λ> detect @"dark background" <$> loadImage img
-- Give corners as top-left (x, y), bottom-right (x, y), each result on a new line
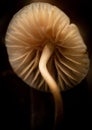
top-left (0, 0), bottom-right (92, 130)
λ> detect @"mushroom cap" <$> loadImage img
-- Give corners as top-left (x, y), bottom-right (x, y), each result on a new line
top-left (5, 2), bottom-right (90, 92)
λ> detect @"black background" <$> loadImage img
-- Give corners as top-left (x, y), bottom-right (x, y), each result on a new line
top-left (0, 0), bottom-right (92, 130)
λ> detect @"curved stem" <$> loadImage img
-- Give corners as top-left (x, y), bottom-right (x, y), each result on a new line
top-left (39, 43), bottom-right (63, 126)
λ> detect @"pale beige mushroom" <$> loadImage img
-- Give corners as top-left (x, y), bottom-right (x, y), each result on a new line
top-left (5, 2), bottom-right (90, 125)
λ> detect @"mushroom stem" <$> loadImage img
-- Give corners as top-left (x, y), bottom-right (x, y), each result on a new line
top-left (39, 43), bottom-right (63, 125)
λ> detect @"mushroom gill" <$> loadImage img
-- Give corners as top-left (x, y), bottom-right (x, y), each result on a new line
top-left (5, 2), bottom-right (90, 125)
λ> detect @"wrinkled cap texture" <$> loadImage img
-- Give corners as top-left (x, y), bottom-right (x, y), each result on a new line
top-left (5, 2), bottom-right (90, 92)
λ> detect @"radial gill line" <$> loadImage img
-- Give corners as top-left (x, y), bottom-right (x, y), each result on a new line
top-left (39, 43), bottom-right (63, 125)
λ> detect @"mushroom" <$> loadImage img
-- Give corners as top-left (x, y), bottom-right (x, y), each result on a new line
top-left (5, 2), bottom-right (90, 126)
